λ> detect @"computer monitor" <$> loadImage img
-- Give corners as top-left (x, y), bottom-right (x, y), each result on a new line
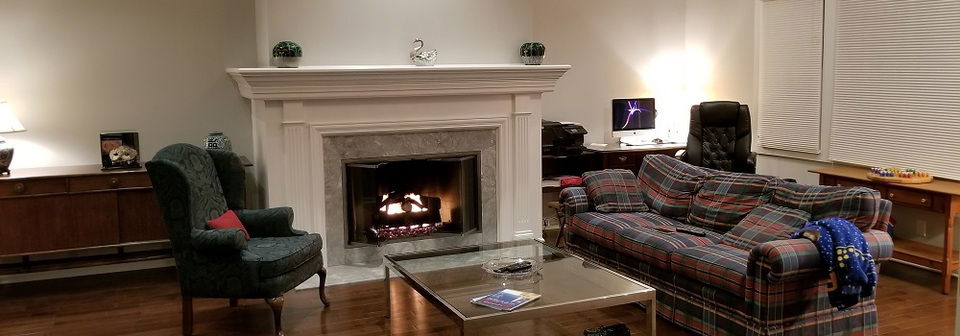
top-left (612, 98), bottom-right (656, 138)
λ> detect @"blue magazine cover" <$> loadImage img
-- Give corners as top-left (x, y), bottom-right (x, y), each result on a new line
top-left (470, 289), bottom-right (541, 311)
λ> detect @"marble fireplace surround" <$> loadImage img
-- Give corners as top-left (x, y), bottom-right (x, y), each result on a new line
top-left (323, 129), bottom-right (498, 265)
top-left (228, 64), bottom-right (571, 267)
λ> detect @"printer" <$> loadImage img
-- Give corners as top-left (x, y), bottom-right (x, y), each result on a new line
top-left (542, 120), bottom-right (588, 156)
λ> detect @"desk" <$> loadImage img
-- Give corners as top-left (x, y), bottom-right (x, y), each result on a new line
top-left (810, 165), bottom-right (960, 294)
top-left (585, 143), bottom-right (686, 172)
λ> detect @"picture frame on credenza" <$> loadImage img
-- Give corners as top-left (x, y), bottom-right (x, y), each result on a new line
top-left (100, 131), bottom-right (140, 170)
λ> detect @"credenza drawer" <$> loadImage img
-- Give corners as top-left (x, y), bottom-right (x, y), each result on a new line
top-left (69, 173), bottom-right (152, 192)
top-left (0, 178), bottom-right (68, 197)
top-left (886, 186), bottom-right (933, 208)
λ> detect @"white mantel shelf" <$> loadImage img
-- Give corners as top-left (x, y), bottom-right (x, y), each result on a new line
top-left (227, 64), bottom-right (572, 100)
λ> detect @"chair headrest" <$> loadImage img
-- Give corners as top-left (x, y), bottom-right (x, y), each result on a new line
top-left (697, 101), bottom-right (745, 126)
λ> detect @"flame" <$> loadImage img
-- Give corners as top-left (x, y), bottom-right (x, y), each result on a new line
top-left (379, 193), bottom-right (428, 215)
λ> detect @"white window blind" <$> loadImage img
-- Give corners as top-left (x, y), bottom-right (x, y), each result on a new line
top-left (831, 0), bottom-right (960, 180)
top-left (758, 0), bottom-right (824, 154)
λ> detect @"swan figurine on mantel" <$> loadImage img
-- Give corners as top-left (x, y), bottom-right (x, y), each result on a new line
top-left (409, 39), bottom-right (438, 66)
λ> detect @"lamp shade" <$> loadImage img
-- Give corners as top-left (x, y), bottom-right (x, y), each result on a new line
top-left (0, 101), bottom-right (26, 134)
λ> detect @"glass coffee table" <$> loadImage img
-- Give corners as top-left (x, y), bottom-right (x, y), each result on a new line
top-left (383, 239), bottom-right (656, 336)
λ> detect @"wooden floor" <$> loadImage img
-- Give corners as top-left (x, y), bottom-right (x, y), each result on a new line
top-left (0, 262), bottom-right (955, 335)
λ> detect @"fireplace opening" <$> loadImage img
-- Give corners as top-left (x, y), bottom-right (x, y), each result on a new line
top-left (344, 153), bottom-right (480, 246)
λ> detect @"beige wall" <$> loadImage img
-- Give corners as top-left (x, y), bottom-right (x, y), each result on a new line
top-left (0, 0), bottom-right (257, 169)
top-left (256, 0), bottom-right (534, 66)
top-left (533, 0), bottom-right (756, 145)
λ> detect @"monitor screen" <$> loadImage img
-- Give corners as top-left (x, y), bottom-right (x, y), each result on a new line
top-left (612, 98), bottom-right (656, 131)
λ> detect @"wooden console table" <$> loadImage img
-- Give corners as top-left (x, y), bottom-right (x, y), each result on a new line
top-left (0, 165), bottom-right (167, 264)
top-left (811, 165), bottom-right (960, 294)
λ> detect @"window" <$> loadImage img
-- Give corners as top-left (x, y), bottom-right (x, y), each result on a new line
top-left (758, 0), bottom-right (824, 154)
top-left (830, 0), bottom-right (960, 179)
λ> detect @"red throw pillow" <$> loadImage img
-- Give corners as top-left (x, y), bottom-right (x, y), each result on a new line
top-left (206, 210), bottom-right (250, 240)
top-left (560, 177), bottom-right (583, 188)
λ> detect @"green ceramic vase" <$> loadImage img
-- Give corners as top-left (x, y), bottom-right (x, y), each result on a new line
top-left (520, 42), bottom-right (546, 65)
top-left (272, 41), bottom-right (303, 68)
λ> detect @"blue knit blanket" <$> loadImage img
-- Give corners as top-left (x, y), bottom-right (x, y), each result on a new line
top-left (791, 217), bottom-right (877, 310)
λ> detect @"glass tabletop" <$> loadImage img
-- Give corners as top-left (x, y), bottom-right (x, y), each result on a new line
top-left (384, 240), bottom-right (654, 321)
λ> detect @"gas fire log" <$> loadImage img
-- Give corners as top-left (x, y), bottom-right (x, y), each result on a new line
top-left (372, 195), bottom-right (443, 240)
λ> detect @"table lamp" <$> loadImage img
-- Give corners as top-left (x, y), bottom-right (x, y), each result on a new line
top-left (0, 101), bottom-right (26, 175)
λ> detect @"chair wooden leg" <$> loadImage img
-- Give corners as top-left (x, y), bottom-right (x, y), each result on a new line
top-left (229, 298), bottom-right (238, 307)
top-left (182, 296), bottom-right (193, 336)
top-left (265, 296), bottom-right (285, 336)
top-left (318, 267), bottom-right (330, 306)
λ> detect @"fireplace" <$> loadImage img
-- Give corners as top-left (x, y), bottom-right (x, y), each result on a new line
top-left (344, 153), bottom-right (480, 245)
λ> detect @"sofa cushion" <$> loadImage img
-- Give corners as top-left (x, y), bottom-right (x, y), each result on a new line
top-left (567, 212), bottom-right (679, 250)
top-left (616, 223), bottom-right (723, 269)
top-left (670, 244), bottom-right (749, 295)
top-left (772, 182), bottom-right (883, 231)
top-left (245, 234), bottom-right (324, 278)
top-left (582, 169), bottom-right (649, 213)
top-left (688, 173), bottom-right (778, 233)
top-left (638, 154), bottom-right (712, 219)
top-left (721, 203), bottom-right (812, 250)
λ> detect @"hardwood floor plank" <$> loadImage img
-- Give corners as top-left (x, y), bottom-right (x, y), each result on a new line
top-left (0, 261), bottom-right (955, 335)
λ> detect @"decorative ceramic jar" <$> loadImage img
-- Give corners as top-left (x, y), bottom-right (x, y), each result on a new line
top-left (520, 42), bottom-right (546, 65)
top-left (272, 41), bottom-right (303, 68)
top-left (203, 132), bottom-right (232, 151)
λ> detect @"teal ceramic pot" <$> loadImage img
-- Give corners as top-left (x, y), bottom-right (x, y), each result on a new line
top-left (520, 42), bottom-right (546, 65)
top-left (272, 41), bottom-right (303, 68)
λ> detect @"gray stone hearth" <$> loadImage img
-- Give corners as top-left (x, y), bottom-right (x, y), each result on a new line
top-left (322, 129), bottom-right (498, 266)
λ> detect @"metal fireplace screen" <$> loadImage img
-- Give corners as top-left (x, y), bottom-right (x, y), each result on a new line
top-left (344, 154), bottom-right (479, 245)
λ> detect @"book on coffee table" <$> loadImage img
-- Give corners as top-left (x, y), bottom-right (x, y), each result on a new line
top-left (470, 289), bottom-right (541, 311)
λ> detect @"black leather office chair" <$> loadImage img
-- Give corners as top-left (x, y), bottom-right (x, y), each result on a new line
top-left (676, 101), bottom-right (757, 173)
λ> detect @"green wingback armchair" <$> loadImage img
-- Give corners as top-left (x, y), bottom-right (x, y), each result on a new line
top-left (146, 144), bottom-right (328, 336)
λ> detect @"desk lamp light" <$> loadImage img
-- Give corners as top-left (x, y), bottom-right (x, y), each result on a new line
top-left (0, 101), bottom-right (26, 175)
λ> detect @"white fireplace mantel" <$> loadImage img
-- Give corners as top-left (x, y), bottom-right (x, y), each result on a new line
top-left (228, 64), bottom-right (572, 100)
top-left (228, 64), bottom-right (570, 265)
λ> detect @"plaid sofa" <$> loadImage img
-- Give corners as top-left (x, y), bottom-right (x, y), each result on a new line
top-left (560, 155), bottom-right (894, 336)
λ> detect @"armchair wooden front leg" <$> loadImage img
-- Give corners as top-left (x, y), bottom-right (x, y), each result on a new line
top-left (182, 296), bottom-right (193, 336)
top-left (229, 298), bottom-right (238, 307)
top-left (265, 296), bottom-right (285, 336)
top-left (318, 267), bottom-right (330, 306)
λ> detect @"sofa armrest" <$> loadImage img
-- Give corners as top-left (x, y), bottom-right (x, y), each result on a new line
top-left (862, 229), bottom-right (894, 263)
top-left (192, 228), bottom-right (247, 252)
top-left (559, 187), bottom-right (593, 216)
top-left (750, 229), bottom-right (894, 283)
top-left (749, 239), bottom-right (823, 283)
top-left (235, 207), bottom-right (305, 238)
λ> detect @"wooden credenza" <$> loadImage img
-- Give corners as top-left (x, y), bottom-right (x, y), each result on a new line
top-left (0, 165), bottom-right (166, 257)
top-left (811, 165), bottom-right (960, 294)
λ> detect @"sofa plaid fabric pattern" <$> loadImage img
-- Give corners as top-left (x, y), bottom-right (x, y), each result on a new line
top-left (722, 203), bottom-right (812, 250)
top-left (582, 169), bottom-right (649, 213)
top-left (773, 182), bottom-right (883, 231)
top-left (616, 225), bottom-right (723, 269)
top-left (566, 212), bottom-right (661, 249)
top-left (688, 172), bottom-right (778, 233)
top-left (638, 154), bottom-right (710, 219)
top-left (670, 244), bottom-right (749, 295)
top-left (558, 156), bottom-right (894, 336)
top-left (559, 186), bottom-right (592, 216)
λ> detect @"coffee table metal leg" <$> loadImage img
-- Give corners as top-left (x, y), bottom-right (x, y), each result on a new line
top-left (384, 266), bottom-right (391, 318)
top-left (646, 297), bottom-right (657, 336)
